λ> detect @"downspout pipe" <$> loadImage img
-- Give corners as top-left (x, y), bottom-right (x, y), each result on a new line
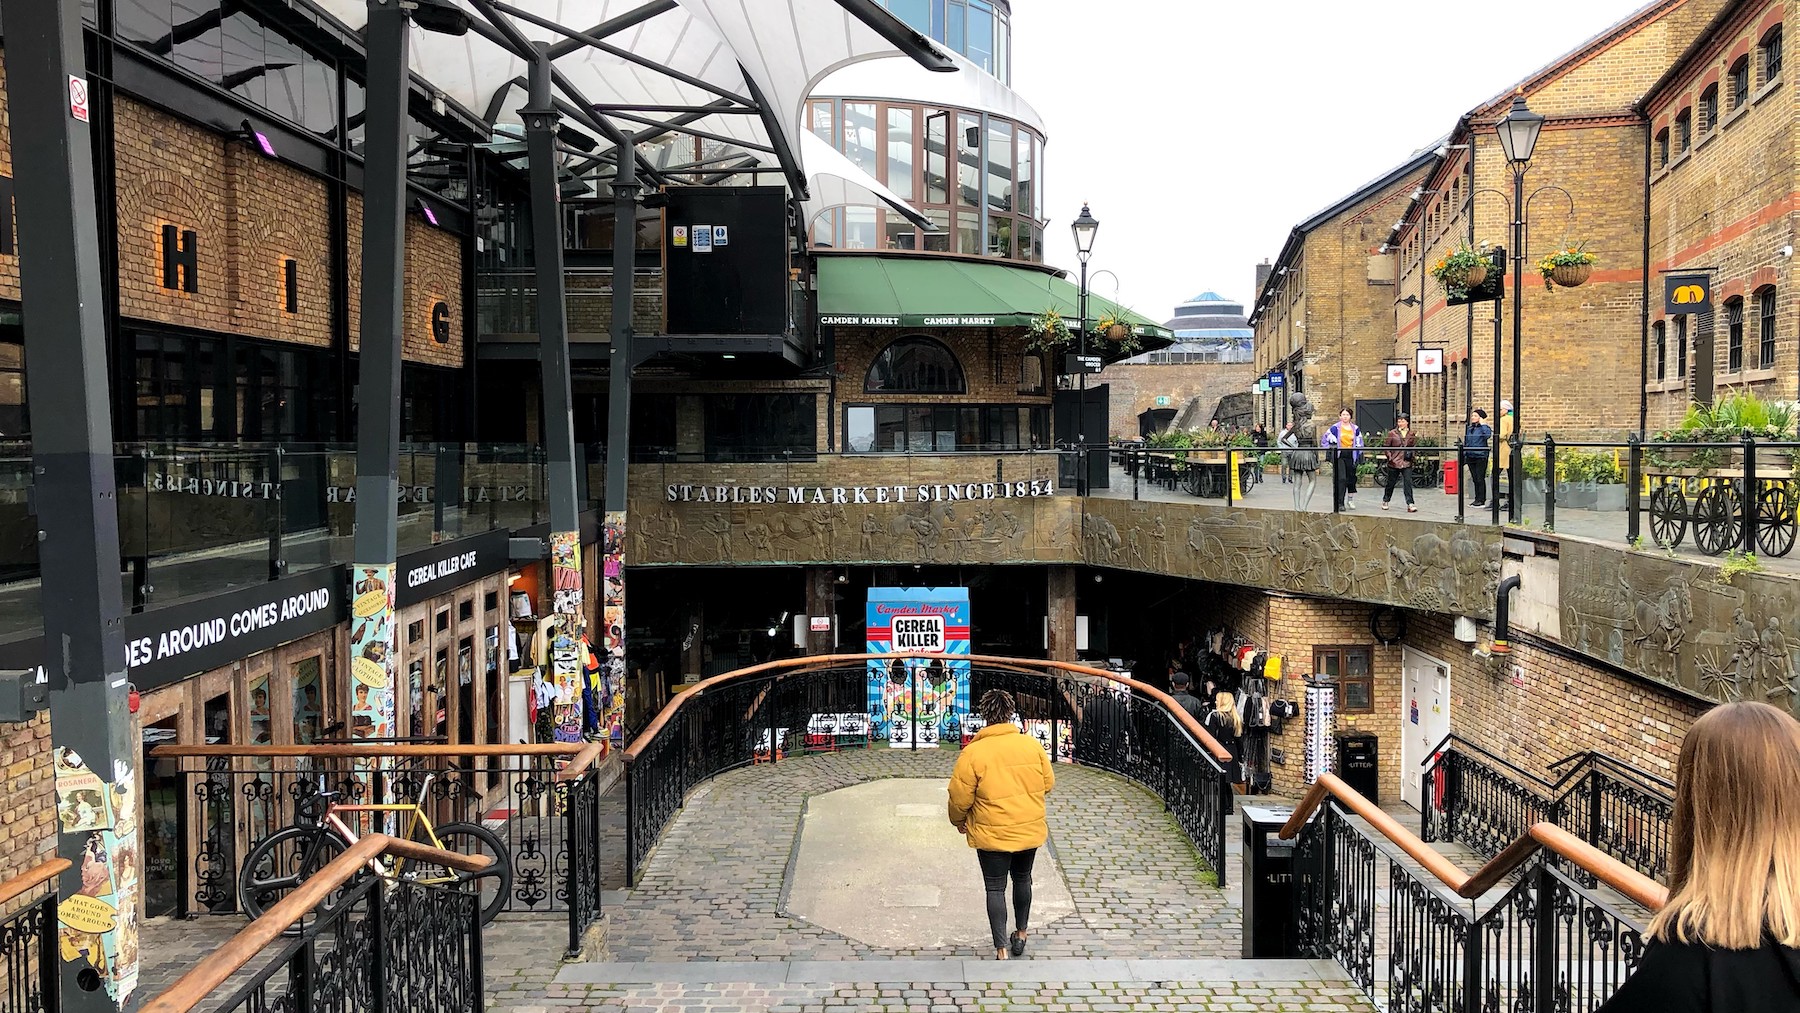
top-left (1492, 575), bottom-right (1522, 654)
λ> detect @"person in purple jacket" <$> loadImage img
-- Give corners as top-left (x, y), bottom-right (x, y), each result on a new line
top-left (1321, 408), bottom-right (1363, 511)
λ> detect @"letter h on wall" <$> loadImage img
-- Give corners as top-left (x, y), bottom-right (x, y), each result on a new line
top-left (161, 224), bottom-right (198, 292)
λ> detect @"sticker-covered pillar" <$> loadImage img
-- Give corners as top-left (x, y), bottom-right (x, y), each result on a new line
top-left (599, 134), bottom-right (639, 744)
top-left (345, 0), bottom-right (412, 739)
top-left (2, 0), bottom-right (140, 1005)
top-left (524, 45), bottom-right (588, 741)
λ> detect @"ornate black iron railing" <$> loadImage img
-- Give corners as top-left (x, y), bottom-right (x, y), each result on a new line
top-left (1422, 737), bottom-right (1674, 883)
top-left (0, 862), bottom-right (61, 1013)
top-left (1294, 799), bottom-right (1652, 1013)
top-left (204, 875), bottom-right (481, 1013)
top-left (624, 656), bottom-right (1234, 888)
top-left (149, 744), bottom-right (605, 956)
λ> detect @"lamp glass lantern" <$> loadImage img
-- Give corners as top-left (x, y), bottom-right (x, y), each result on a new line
top-left (1494, 93), bottom-right (1545, 166)
top-left (1071, 204), bottom-right (1099, 260)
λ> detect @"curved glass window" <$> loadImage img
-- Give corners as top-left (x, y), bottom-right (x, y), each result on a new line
top-left (866, 336), bottom-right (966, 393)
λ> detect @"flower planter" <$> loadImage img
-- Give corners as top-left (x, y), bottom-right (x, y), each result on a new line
top-left (1559, 482), bottom-right (1598, 510)
top-left (1593, 484), bottom-right (1627, 512)
top-left (1104, 323), bottom-right (1129, 340)
top-left (1550, 263), bottom-right (1592, 288)
top-left (1463, 264), bottom-right (1488, 288)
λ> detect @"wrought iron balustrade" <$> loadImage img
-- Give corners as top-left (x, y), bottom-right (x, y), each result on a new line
top-left (148, 742), bottom-right (606, 957)
top-left (1422, 737), bottom-right (1673, 883)
top-left (623, 654), bottom-right (1234, 887)
top-left (1286, 774), bottom-right (1666, 1013)
top-left (0, 860), bottom-right (64, 1013)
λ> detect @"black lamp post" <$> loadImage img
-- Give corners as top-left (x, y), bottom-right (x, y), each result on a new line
top-left (1071, 203), bottom-right (1099, 493)
top-left (1495, 92), bottom-right (1543, 525)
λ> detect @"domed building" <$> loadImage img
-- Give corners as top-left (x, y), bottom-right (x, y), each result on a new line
top-left (1101, 291), bottom-right (1259, 437)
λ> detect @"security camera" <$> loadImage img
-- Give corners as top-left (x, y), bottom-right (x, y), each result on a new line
top-left (1779, 245), bottom-right (1794, 258)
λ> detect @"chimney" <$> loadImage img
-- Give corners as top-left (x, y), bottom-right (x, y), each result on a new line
top-left (1254, 259), bottom-right (1273, 294)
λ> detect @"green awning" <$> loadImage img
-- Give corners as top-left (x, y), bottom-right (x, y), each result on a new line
top-left (816, 255), bottom-right (1175, 340)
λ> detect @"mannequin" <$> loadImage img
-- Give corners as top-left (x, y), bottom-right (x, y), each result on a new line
top-left (1279, 391), bottom-right (1320, 511)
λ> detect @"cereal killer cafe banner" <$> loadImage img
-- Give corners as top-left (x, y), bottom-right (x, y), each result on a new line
top-left (866, 587), bottom-right (970, 748)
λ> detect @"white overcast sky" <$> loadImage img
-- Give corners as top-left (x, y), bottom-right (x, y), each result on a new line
top-left (1012, 0), bottom-right (1652, 321)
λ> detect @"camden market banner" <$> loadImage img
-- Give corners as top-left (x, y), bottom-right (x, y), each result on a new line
top-left (866, 586), bottom-right (971, 749)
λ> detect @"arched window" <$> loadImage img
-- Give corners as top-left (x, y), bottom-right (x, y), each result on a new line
top-left (1726, 297), bottom-right (1744, 372)
top-left (1731, 56), bottom-right (1752, 109)
top-left (1758, 285), bottom-right (1778, 368)
top-left (1676, 108), bottom-right (1692, 152)
top-left (865, 336), bottom-right (967, 393)
top-left (1654, 321), bottom-right (1667, 380)
top-left (1656, 128), bottom-right (1670, 168)
top-left (1762, 25), bottom-right (1783, 85)
top-left (1700, 84), bottom-right (1719, 133)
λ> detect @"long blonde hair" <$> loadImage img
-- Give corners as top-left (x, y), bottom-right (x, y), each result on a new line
top-left (1213, 693), bottom-right (1242, 737)
top-left (1649, 701), bottom-right (1800, 949)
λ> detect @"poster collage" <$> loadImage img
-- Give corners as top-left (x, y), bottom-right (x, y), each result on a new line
top-left (548, 530), bottom-right (585, 742)
top-left (55, 748), bottom-right (141, 1003)
top-left (348, 563), bottom-right (398, 738)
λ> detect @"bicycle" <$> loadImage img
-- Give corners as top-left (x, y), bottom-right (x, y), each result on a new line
top-left (236, 771), bottom-right (513, 925)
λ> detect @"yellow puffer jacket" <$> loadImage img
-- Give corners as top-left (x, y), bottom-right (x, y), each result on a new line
top-left (947, 723), bottom-right (1054, 851)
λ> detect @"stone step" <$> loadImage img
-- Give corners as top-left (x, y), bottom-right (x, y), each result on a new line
top-left (555, 957), bottom-right (1352, 986)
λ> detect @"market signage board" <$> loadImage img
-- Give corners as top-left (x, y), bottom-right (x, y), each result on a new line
top-left (396, 530), bottom-right (510, 607)
top-left (866, 587), bottom-right (970, 749)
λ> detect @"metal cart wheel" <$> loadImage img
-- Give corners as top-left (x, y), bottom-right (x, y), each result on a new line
top-left (1648, 481), bottom-right (1688, 548)
top-left (1756, 481), bottom-right (1798, 558)
top-left (1691, 483), bottom-right (1742, 556)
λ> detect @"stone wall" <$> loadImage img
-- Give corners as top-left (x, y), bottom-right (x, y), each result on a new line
top-left (1097, 360), bottom-right (1258, 439)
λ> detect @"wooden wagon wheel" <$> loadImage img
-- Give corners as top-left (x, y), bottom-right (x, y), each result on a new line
top-left (1648, 482), bottom-right (1688, 548)
top-left (1756, 481), bottom-right (1798, 558)
top-left (1692, 483), bottom-right (1741, 556)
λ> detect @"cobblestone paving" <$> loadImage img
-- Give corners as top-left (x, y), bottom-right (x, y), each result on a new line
top-left (508, 978), bottom-right (1374, 1012)
top-left (609, 749), bottom-right (1240, 961)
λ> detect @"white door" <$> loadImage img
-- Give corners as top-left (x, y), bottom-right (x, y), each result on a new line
top-left (1400, 648), bottom-right (1452, 811)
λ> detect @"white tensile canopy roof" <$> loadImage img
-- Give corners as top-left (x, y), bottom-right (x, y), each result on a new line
top-left (311, 0), bottom-right (953, 205)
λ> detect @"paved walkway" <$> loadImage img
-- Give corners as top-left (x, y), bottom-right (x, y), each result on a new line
top-left (1095, 461), bottom-right (1800, 576)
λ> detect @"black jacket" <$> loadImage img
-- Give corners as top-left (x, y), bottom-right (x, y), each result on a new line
top-left (1596, 935), bottom-right (1800, 1013)
top-left (1169, 689), bottom-right (1207, 723)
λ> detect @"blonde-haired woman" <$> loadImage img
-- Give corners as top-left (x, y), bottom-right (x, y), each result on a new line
top-left (1204, 692), bottom-right (1243, 784)
top-left (1598, 701), bottom-right (1800, 1011)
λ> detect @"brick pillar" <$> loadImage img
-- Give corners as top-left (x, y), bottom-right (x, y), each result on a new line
top-left (804, 567), bottom-right (837, 655)
top-left (1047, 566), bottom-right (1078, 662)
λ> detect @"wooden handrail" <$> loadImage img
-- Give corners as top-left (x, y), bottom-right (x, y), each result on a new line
top-left (1280, 773), bottom-right (1668, 910)
top-left (148, 740), bottom-right (606, 781)
top-left (0, 858), bottom-right (70, 910)
top-left (623, 652), bottom-right (1232, 764)
top-left (136, 834), bottom-right (491, 1013)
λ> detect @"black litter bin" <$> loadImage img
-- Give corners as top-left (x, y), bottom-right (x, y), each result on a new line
top-left (1336, 733), bottom-right (1379, 804)
top-left (1241, 804), bottom-right (1309, 958)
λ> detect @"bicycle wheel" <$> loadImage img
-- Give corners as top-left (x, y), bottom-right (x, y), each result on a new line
top-left (408, 821), bottom-right (512, 925)
top-left (238, 825), bottom-right (348, 922)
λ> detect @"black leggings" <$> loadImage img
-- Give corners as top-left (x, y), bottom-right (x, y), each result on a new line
top-left (976, 847), bottom-right (1036, 950)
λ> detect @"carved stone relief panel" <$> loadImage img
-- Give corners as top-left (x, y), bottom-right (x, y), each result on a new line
top-left (1561, 539), bottom-right (1800, 709)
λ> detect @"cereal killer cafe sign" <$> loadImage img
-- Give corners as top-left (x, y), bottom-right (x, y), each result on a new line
top-left (664, 481), bottom-right (1056, 505)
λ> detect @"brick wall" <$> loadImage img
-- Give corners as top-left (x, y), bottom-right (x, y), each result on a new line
top-left (1096, 360), bottom-right (1258, 439)
top-left (0, 57), bottom-right (18, 303)
top-left (1211, 587), bottom-right (1404, 802)
top-left (346, 192), bottom-right (465, 368)
top-left (833, 326), bottom-right (1052, 406)
top-left (1401, 612), bottom-right (1704, 781)
top-left (0, 714), bottom-right (53, 882)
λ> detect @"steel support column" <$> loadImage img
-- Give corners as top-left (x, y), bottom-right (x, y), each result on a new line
top-left (2, 0), bottom-right (138, 1007)
top-left (525, 43), bottom-right (590, 741)
top-left (599, 141), bottom-right (640, 744)
top-left (346, 0), bottom-right (412, 739)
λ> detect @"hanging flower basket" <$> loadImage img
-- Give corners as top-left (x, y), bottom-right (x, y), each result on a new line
top-left (1023, 308), bottom-right (1074, 355)
top-left (1550, 263), bottom-right (1593, 288)
top-left (1104, 322), bottom-right (1129, 340)
top-left (1539, 242), bottom-right (1598, 290)
top-left (1091, 314), bottom-right (1143, 357)
top-left (1429, 240), bottom-right (1496, 302)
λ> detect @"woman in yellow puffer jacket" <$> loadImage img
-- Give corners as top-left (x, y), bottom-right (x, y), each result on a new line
top-left (948, 689), bottom-right (1055, 959)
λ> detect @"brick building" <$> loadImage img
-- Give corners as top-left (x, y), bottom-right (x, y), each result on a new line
top-left (1249, 149), bottom-right (1434, 434)
top-left (1643, 0), bottom-right (1798, 427)
top-left (1384, 0), bottom-right (1732, 445)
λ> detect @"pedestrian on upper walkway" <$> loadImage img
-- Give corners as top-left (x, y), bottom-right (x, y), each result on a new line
top-left (1597, 701), bottom-right (1800, 1012)
top-left (1465, 409), bottom-right (1493, 507)
top-left (1323, 409), bottom-right (1362, 511)
top-left (1381, 413), bottom-right (1418, 513)
top-left (948, 689), bottom-right (1055, 960)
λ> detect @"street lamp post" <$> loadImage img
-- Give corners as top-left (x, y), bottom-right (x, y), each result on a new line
top-left (1495, 92), bottom-right (1544, 525)
top-left (1072, 203), bottom-right (1099, 494)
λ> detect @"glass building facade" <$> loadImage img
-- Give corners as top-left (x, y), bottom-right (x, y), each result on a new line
top-left (877, 0), bottom-right (1011, 83)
